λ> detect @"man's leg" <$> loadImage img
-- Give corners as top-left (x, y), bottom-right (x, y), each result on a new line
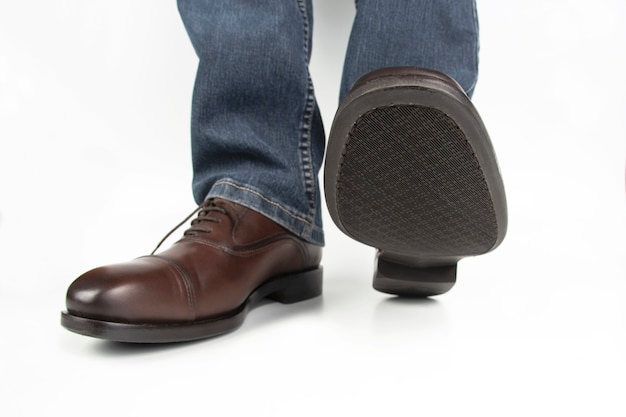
top-left (179, 0), bottom-right (325, 245)
top-left (325, 0), bottom-right (507, 296)
top-left (341, 0), bottom-right (479, 98)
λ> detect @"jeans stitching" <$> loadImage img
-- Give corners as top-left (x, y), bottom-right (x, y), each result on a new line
top-left (296, 0), bottom-right (318, 224)
top-left (213, 180), bottom-right (323, 231)
top-left (468, 0), bottom-right (479, 95)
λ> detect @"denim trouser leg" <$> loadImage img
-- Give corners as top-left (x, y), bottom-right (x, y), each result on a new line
top-left (341, 0), bottom-right (479, 99)
top-left (177, 0), bottom-right (479, 247)
top-left (178, 0), bottom-right (326, 245)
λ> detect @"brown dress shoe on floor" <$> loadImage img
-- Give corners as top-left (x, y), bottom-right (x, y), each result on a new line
top-left (324, 67), bottom-right (507, 297)
top-left (61, 198), bottom-right (323, 343)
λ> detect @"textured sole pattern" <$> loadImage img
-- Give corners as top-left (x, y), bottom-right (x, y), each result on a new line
top-left (336, 105), bottom-right (498, 256)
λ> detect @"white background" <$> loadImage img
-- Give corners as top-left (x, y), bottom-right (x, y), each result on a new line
top-left (1, 1), bottom-right (624, 416)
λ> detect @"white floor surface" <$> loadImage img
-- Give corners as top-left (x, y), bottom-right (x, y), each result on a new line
top-left (0, 1), bottom-right (624, 416)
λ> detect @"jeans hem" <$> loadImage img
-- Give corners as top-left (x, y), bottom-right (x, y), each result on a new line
top-left (207, 179), bottom-right (325, 246)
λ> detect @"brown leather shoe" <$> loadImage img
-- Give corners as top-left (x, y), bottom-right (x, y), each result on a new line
top-left (61, 198), bottom-right (323, 343)
top-left (324, 67), bottom-right (507, 297)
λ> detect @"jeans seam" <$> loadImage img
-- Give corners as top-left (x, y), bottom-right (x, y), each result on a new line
top-left (468, 0), bottom-right (480, 95)
top-left (296, 0), bottom-right (317, 224)
top-left (213, 180), bottom-right (322, 231)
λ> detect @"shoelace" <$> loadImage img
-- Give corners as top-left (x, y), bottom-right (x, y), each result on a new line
top-left (150, 199), bottom-right (228, 255)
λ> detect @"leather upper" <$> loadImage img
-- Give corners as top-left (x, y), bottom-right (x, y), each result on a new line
top-left (65, 199), bottom-right (322, 324)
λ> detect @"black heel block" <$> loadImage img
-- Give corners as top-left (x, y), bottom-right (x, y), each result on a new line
top-left (373, 254), bottom-right (456, 297)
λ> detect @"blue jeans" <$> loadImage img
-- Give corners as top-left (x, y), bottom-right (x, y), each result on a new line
top-left (177, 0), bottom-right (479, 246)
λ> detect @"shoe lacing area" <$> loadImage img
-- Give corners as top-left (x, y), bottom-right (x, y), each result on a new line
top-left (150, 199), bottom-right (230, 255)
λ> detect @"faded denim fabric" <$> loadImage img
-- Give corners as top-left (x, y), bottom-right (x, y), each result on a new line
top-left (178, 0), bottom-right (479, 245)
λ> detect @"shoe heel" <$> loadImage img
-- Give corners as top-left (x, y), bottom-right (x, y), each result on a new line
top-left (267, 267), bottom-right (323, 304)
top-left (373, 255), bottom-right (456, 297)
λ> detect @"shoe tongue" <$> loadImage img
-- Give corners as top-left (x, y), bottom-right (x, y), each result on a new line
top-left (210, 198), bottom-right (245, 218)
top-left (209, 198), bottom-right (287, 244)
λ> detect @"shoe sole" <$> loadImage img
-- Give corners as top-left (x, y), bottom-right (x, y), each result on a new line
top-left (324, 67), bottom-right (507, 297)
top-left (60, 267), bottom-right (322, 343)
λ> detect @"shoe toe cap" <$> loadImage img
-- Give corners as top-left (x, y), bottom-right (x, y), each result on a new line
top-left (65, 259), bottom-right (191, 323)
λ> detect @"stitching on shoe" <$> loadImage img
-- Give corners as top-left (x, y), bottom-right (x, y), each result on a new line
top-left (184, 235), bottom-right (302, 258)
top-left (150, 255), bottom-right (197, 320)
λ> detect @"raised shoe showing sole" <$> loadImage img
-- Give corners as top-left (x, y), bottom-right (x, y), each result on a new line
top-left (324, 67), bottom-right (507, 297)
